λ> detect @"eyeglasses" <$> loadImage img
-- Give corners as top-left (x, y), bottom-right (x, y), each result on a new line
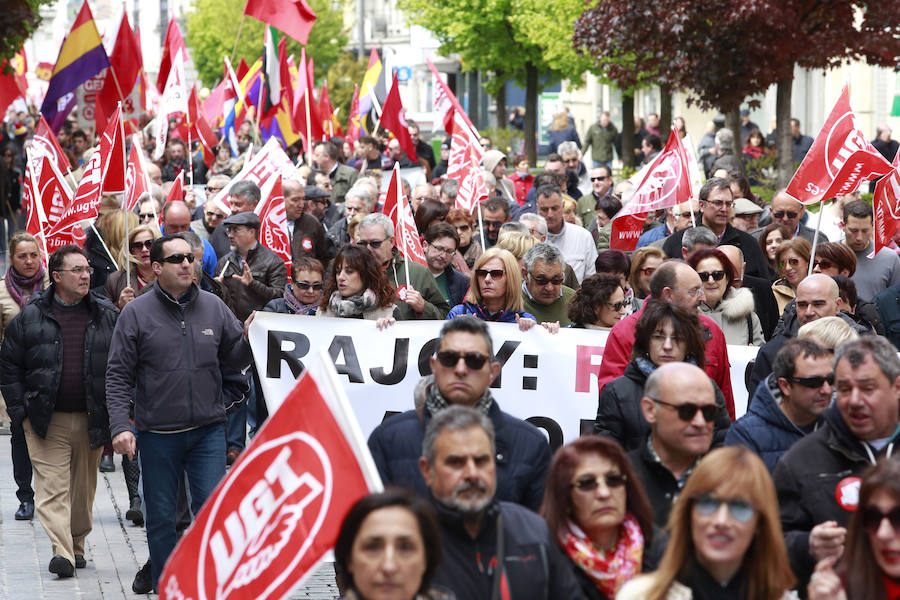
top-left (677, 212), bottom-right (695, 219)
top-left (205, 211), bottom-right (225, 220)
top-left (455, 224), bottom-right (471, 232)
top-left (530, 274), bottom-right (563, 286)
top-left (590, 176), bottom-right (609, 182)
top-left (160, 253), bottom-right (195, 264)
top-left (813, 259), bottom-right (834, 271)
top-left (779, 257), bottom-right (803, 269)
top-left (483, 220), bottom-right (504, 229)
top-left (773, 211), bottom-right (799, 220)
top-left (692, 494), bottom-right (756, 523)
top-left (205, 186), bottom-right (223, 194)
top-left (639, 266), bottom-right (656, 277)
top-left (652, 397), bottom-right (718, 422)
top-left (55, 266), bottom-right (94, 275)
top-left (789, 373), bottom-right (835, 388)
top-left (435, 350), bottom-right (490, 370)
top-left (673, 287), bottom-right (704, 297)
top-left (704, 200), bottom-right (734, 209)
top-left (139, 213), bottom-right (156, 220)
top-left (570, 473), bottom-right (628, 492)
top-left (475, 268), bottom-right (505, 280)
top-left (294, 281), bottom-right (323, 291)
top-left (428, 243), bottom-right (456, 257)
top-left (129, 240), bottom-right (153, 253)
top-left (697, 270), bottom-right (726, 282)
top-left (606, 300), bottom-right (627, 311)
top-left (861, 506), bottom-right (900, 533)
top-left (357, 238), bottom-right (387, 249)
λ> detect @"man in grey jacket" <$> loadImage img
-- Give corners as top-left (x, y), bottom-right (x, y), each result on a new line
top-left (106, 233), bottom-right (251, 593)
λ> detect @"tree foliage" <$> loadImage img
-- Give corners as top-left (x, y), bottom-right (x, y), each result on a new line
top-left (325, 52), bottom-right (367, 126)
top-left (0, 0), bottom-right (54, 64)
top-left (186, 0), bottom-right (348, 88)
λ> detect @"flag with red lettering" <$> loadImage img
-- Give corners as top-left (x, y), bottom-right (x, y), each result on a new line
top-left (785, 85), bottom-right (893, 205)
top-left (99, 105), bottom-right (126, 193)
top-left (380, 72), bottom-right (417, 163)
top-left (381, 164), bottom-right (426, 266)
top-left (32, 114), bottom-right (72, 176)
top-left (256, 174), bottom-right (292, 274)
top-left (345, 84), bottom-right (362, 146)
top-left (125, 140), bottom-right (150, 211)
top-left (158, 349), bottom-right (381, 600)
top-left (610, 128), bottom-right (692, 251)
top-left (156, 16), bottom-right (187, 93)
top-left (874, 147), bottom-right (900, 255)
top-left (47, 149), bottom-right (103, 239)
top-left (153, 48), bottom-right (188, 160)
top-left (210, 137), bottom-right (295, 215)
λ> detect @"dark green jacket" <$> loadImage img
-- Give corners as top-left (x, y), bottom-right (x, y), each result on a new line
top-left (582, 121), bottom-right (618, 163)
top-left (522, 285), bottom-right (575, 326)
top-left (386, 250), bottom-right (450, 320)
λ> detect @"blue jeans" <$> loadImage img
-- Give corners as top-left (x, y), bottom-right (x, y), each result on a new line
top-left (225, 405), bottom-right (246, 451)
top-left (593, 160), bottom-right (612, 168)
top-left (137, 422), bottom-right (225, 591)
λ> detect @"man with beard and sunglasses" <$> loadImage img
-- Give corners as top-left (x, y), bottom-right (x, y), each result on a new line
top-left (367, 316), bottom-right (551, 511)
top-left (419, 405), bottom-right (584, 600)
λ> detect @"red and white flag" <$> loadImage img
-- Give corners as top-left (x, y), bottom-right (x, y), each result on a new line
top-left (874, 148), bottom-right (900, 255)
top-left (156, 16), bottom-right (187, 94)
top-left (153, 47), bottom-right (188, 160)
top-left (165, 171), bottom-right (184, 205)
top-left (159, 349), bottom-right (381, 600)
top-left (610, 128), bottom-right (692, 251)
top-left (32, 114), bottom-right (72, 177)
top-left (256, 174), bottom-right (293, 275)
top-left (47, 150), bottom-right (103, 245)
top-left (786, 85), bottom-right (893, 205)
top-left (210, 138), bottom-right (295, 215)
top-left (26, 152), bottom-right (70, 234)
top-left (381, 164), bottom-right (426, 267)
top-left (125, 137), bottom-right (151, 211)
top-left (380, 72), bottom-right (417, 162)
top-left (98, 105), bottom-right (127, 194)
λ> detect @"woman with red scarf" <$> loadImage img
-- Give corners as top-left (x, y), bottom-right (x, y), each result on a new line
top-left (539, 436), bottom-right (654, 599)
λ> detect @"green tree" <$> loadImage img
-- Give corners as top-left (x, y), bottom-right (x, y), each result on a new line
top-left (1, 0), bottom-right (54, 63)
top-left (186, 0), bottom-right (348, 88)
top-left (325, 52), bottom-right (367, 126)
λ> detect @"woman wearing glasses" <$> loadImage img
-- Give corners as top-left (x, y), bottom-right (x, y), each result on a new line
top-left (317, 245), bottom-right (396, 328)
top-left (446, 208), bottom-right (482, 271)
top-left (808, 459), bottom-right (900, 600)
top-left (628, 247), bottom-right (665, 301)
top-left (540, 436), bottom-right (655, 599)
top-left (263, 257), bottom-right (324, 315)
top-left (594, 300), bottom-right (731, 452)
top-left (618, 446), bottom-right (796, 600)
top-left (104, 225), bottom-right (161, 310)
top-left (569, 274), bottom-right (628, 330)
top-left (446, 248), bottom-right (537, 331)
top-left (688, 248), bottom-right (764, 346)
top-left (773, 237), bottom-right (812, 316)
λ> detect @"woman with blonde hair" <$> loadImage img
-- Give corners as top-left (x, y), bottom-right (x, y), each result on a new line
top-left (87, 195), bottom-right (139, 289)
top-left (798, 315), bottom-right (859, 351)
top-left (629, 247), bottom-right (665, 300)
top-left (495, 231), bottom-right (536, 264)
top-left (446, 247), bottom-right (537, 330)
top-left (617, 446), bottom-right (796, 600)
top-left (104, 225), bottom-right (161, 310)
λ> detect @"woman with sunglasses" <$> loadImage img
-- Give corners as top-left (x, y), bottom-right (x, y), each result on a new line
top-left (569, 273), bottom-right (628, 330)
top-left (618, 446), bottom-right (796, 600)
top-left (594, 300), bottom-right (731, 452)
top-left (758, 223), bottom-right (792, 282)
top-left (772, 237), bottom-right (812, 316)
top-left (688, 248), bottom-right (764, 346)
top-left (808, 458), bottom-right (900, 600)
top-left (263, 257), bottom-right (324, 315)
top-left (317, 245), bottom-right (397, 328)
top-left (446, 208), bottom-right (482, 270)
top-left (104, 225), bottom-right (161, 310)
top-left (597, 250), bottom-right (641, 315)
top-left (628, 247), bottom-right (665, 301)
top-left (540, 436), bottom-right (655, 599)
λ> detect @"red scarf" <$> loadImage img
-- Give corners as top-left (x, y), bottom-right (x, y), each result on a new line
top-left (562, 513), bottom-right (644, 597)
top-left (884, 574), bottom-right (900, 599)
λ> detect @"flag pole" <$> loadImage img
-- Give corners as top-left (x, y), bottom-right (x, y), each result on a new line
top-left (304, 86), bottom-right (314, 167)
top-left (187, 128), bottom-right (194, 188)
top-left (254, 78), bottom-right (264, 147)
top-left (90, 222), bottom-right (119, 270)
top-left (230, 14), bottom-right (246, 65)
top-left (476, 201), bottom-right (486, 250)
top-left (119, 102), bottom-right (131, 290)
top-left (397, 167), bottom-right (411, 289)
top-left (808, 200), bottom-right (825, 277)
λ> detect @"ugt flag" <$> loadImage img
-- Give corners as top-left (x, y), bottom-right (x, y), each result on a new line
top-left (159, 349), bottom-right (382, 600)
top-left (874, 147), bottom-right (900, 255)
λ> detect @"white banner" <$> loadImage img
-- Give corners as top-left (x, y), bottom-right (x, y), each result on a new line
top-left (249, 314), bottom-right (761, 448)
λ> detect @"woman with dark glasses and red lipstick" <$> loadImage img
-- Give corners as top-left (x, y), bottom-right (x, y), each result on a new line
top-left (104, 224), bottom-right (160, 310)
top-left (809, 458), bottom-right (900, 600)
top-left (688, 248), bottom-right (764, 346)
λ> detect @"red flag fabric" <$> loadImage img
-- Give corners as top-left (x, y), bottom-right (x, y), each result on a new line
top-left (0, 58), bottom-right (26, 118)
top-left (125, 141), bottom-right (150, 211)
top-left (243, 0), bottom-right (317, 45)
top-left (158, 351), bottom-right (379, 600)
top-left (380, 72), bottom-right (417, 163)
top-left (317, 80), bottom-right (343, 138)
top-left (33, 115), bottom-right (71, 175)
top-left (177, 85), bottom-right (219, 168)
top-left (98, 105), bottom-right (127, 193)
top-left (156, 17), bottom-right (187, 93)
top-left (610, 128), bottom-right (692, 251)
top-left (345, 84), bottom-right (362, 146)
top-left (96, 12), bottom-right (141, 133)
top-left (292, 48), bottom-right (324, 151)
top-left (165, 172), bottom-right (184, 205)
top-left (256, 174), bottom-right (292, 274)
top-left (446, 110), bottom-right (488, 211)
top-left (236, 58), bottom-right (250, 81)
top-left (25, 153), bottom-right (75, 258)
top-left (153, 48), bottom-right (188, 160)
top-left (786, 85), bottom-right (893, 205)
top-left (210, 138), bottom-right (294, 215)
top-left (381, 165), bottom-right (426, 266)
top-left (874, 148), bottom-right (900, 255)
top-left (46, 151), bottom-right (100, 250)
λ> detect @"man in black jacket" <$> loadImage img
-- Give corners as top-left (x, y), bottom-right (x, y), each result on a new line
top-left (107, 234), bottom-right (251, 592)
top-left (423, 222), bottom-right (469, 307)
top-left (0, 245), bottom-right (119, 578)
top-left (419, 405), bottom-right (584, 599)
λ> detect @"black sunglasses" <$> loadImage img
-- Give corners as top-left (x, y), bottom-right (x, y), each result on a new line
top-left (697, 270), bottom-right (726, 282)
top-left (483, 220), bottom-right (504, 229)
top-left (435, 350), bottom-right (490, 370)
top-left (530, 275), bottom-right (564, 286)
top-left (789, 373), bottom-right (835, 388)
top-left (652, 398), bottom-right (718, 422)
top-left (814, 259), bottom-right (834, 270)
top-left (861, 506), bottom-right (900, 533)
top-left (590, 176), bottom-right (609, 182)
top-left (160, 253), bottom-right (195, 264)
top-left (570, 473), bottom-right (628, 492)
top-left (129, 240), bottom-right (153, 253)
top-left (475, 268), bottom-right (505, 279)
top-left (294, 281), bottom-right (323, 291)
top-left (606, 300), bottom-right (627, 311)
top-left (773, 210), bottom-right (798, 219)
top-left (357, 239), bottom-right (387, 249)
top-left (139, 213), bottom-right (156, 220)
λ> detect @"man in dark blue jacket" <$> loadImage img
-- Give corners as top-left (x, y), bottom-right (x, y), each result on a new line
top-left (423, 222), bottom-right (469, 307)
top-left (726, 338), bottom-right (832, 471)
top-left (367, 316), bottom-right (551, 511)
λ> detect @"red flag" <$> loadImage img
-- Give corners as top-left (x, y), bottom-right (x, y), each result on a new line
top-left (446, 110), bottom-right (488, 211)
top-left (236, 58), bottom-right (250, 81)
top-left (210, 138), bottom-right (295, 215)
top-left (380, 72), bottom-right (417, 163)
top-left (243, 0), bottom-right (317, 45)
top-left (158, 351), bottom-right (380, 600)
top-left (202, 77), bottom-right (226, 125)
top-left (177, 85), bottom-right (219, 167)
top-left (165, 172), bottom-right (184, 205)
top-left (46, 151), bottom-right (101, 249)
top-left (345, 84), bottom-right (362, 146)
top-left (153, 48), bottom-right (189, 160)
top-left (156, 16), bottom-right (187, 93)
top-left (99, 105), bottom-right (127, 194)
top-left (125, 141), bottom-right (150, 211)
top-left (381, 165), bottom-right (426, 266)
top-left (96, 12), bottom-right (142, 133)
top-left (874, 148), bottom-right (900, 255)
top-left (33, 115), bottom-right (71, 175)
top-left (0, 57), bottom-right (26, 117)
top-left (256, 174), bottom-right (292, 274)
top-left (317, 80), bottom-right (343, 138)
top-left (292, 48), bottom-right (324, 151)
top-left (26, 153), bottom-right (73, 253)
top-left (610, 128), bottom-right (692, 251)
top-left (786, 84), bottom-right (893, 205)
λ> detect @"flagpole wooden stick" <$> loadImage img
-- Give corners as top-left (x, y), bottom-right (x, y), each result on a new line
top-left (107, 64), bottom-right (128, 110)
top-left (477, 201), bottom-right (486, 250)
top-left (304, 85), bottom-right (314, 167)
top-left (230, 14), bottom-right (246, 65)
top-left (90, 222), bottom-right (119, 270)
top-left (254, 79), bottom-right (264, 147)
top-left (808, 199), bottom-right (825, 277)
top-left (187, 129), bottom-right (194, 188)
top-left (398, 168), bottom-right (411, 289)
top-left (119, 102), bottom-right (131, 290)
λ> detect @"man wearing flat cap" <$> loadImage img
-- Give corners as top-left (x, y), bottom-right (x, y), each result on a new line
top-left (304, 184), bottom-right (341, 230)
top-left (730, 196), bottom-right (763, 234)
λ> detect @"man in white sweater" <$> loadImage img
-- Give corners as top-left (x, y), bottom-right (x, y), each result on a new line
top-left (536, 184), bottom-right (597, 283)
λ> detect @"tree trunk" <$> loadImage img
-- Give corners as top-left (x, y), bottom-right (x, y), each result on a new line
top-left (776, 75), bottom-right (794, 188)
top-left (524, 62), bottom-right (538, 165)
top-left (495, 73), bottom-right (507, 129)
top-left (724, 106), bottom-right (742, 156)
top-left (659, 87), bottom-right (673, 139)
top-left (622, 92), bottom-right (635, 169)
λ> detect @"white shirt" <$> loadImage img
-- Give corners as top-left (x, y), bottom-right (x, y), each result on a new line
top-left (546, 222), bottom-right (597, 283)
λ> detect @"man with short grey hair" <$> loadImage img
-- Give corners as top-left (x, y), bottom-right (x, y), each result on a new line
top-left (557, 140), bottom-right (590, 197)
top-left (328, 185), bottom-right (371, 249)
top-left (521, 243), bottom-right (573, 326)
top-left (411, 183), bottom-right (436, 213)
top-left (439, 179), bottom-right (459, 208)
top-left (681, 225), bottom-right (718, 259)
top-left (209, 180), bottom-right (261, 258)
top-left (519, 213), bottom-right (548, 242)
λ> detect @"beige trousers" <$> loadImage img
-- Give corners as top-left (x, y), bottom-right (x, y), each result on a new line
top-left (23, 412), bottom-right (102, 564)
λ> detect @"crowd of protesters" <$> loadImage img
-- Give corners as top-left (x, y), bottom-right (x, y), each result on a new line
top-left (3, 105), bottom-right (900, 599)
